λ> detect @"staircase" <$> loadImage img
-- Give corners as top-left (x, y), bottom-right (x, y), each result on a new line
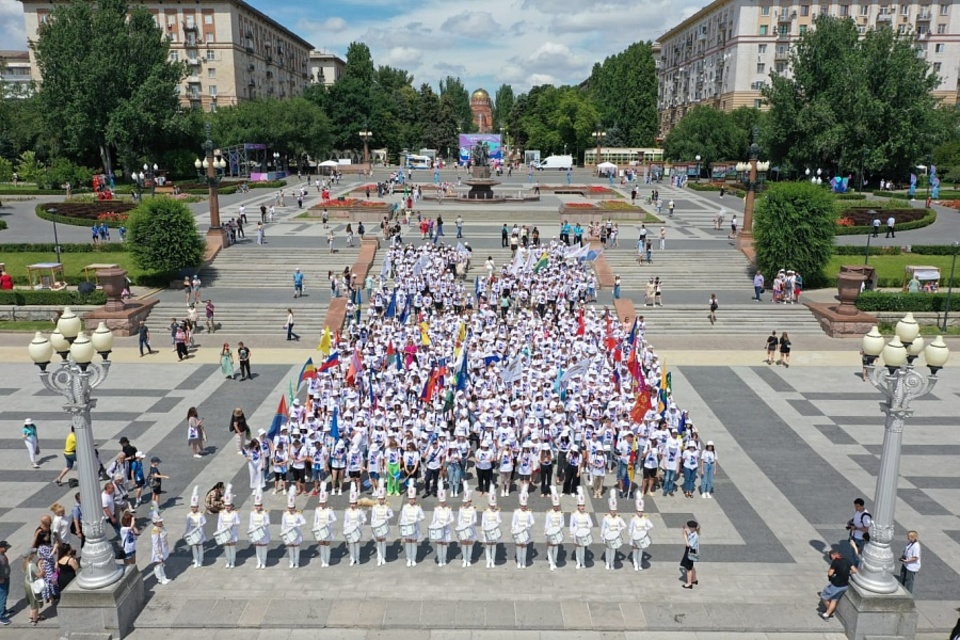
top-left (635, 302), bottom-right (824, 336)
top-left (149, 300), bottom-right (329, 337)
top-left (199, 245), bottom-right (363, 289)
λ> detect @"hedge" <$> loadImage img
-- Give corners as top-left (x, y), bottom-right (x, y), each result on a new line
top-left (35, 204), bottom-right (103, 228)
top-left (0, 220), bottom-right (6, 231)
top-left (834, 193), bottom-right (868, 200)
top-left (834, 245), bottom-right (902, 256)
top-left (908, 244), bottom-right (960, 256)
top-left (0, 242), bottom-right (127, 253)
top-left (855, 291), bottom-right (960, 312)
top-left (0, 188), bottom-right (67, 196)
top-left (0, 290), bottom-right (107, 306)
top-left (834, 208), bottom-right (936, 235)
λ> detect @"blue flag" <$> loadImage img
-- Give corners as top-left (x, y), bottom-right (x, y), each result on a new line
top-left (330, 406), bottom-right (340, 441)
top-left (456, 342), bottom-right (469, 391)
top-left (399, 298), bottom-right (410, 324)
top-left (385, 289), bottom-right (397, 318)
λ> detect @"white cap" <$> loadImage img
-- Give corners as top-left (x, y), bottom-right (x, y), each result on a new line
top-left (576, 486), bottom-right (586, 506)
top-left (224, 483), bottom-right (234, 506)
top-left (519, 490), bottom-right (528, 507)
top-left (318, 481), bottom-right (329, 503)
top-left (254, 489), bottom-right (263, 507)
top-left (608, 493), bottom-right (618, 512)
top-left (407, 479), bottom-right (417, 500)
top-left (706, 440), bottom-right (714, 446)
top-left (488, 491), bottom-right (497, 507)
top-left (287, 485), bottom-right (297, 509)
top-left (349, 482), bottom-right (359, 503)
top-left (438, 478), bottom-right (447, 503)
top-left (550, 486), bottom-right (560, 507)
top-left (190, 485), bottom-right (199, 508)
top-left (635, 495), bottom-right (644, 512)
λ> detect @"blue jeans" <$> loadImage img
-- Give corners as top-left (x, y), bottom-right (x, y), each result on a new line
top-left (286, 323), bottom-right (300, 341)
top-left (0, 580), bottom-right (8, 619)
top-left (617, 461), bottom-right (630, 494)
top-left (701, 462), bottom-right (715, 494)
top-left (899, 566), bottom-right (916, 593)
top-left (754, 285), bottom-right (762, 301)
top-left (613, 285), bottom-right (621, 299)
top-left (682, 467), bottom-right (697, 494)
top-left (662, 469), bottom-right (677, 495)
top-left (447, 463), bottom-right (463, 493)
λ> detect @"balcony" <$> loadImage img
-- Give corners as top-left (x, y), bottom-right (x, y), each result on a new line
top-left (266, 70), bottom-right (273, 78)
top-left (774, 50), bottom-right (790, 61)
top-left (183, 19), bottom-right (198, 32)
top-left (778, 12), bottom-right (796, 21)
top-left (877, 13), bottom-right (893, 21)
top-left (917, 12), bottom-right (932, 20)
top-left (248, 79), bottom-right (255, 87)
top-left (777, 31), bottom-right (791, 40)
top-left (245, 46), bottom-right (254, 54)
top-left (266, 55), bottom-right (273, 64)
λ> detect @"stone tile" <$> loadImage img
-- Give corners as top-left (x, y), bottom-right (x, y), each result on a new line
top-left (261, 598), bottom-right (331, 626)
top-left (172, 597), bottom-right (221, 625)
top-left (813, 424), bottom-right (857, 445)
top-left (173, 597), bottom-right (247, 625)
top-left (786, 399), bottom-right (822, 417)
top-left (483, 601), bottom-right (516, 629)
top-left (516, 601), bottom-right (563, 629)
top-left (326, 599), bottom-right (361, 627)
top-left (866, 444), bottom-right (960, 455)
top-left (454, 600), bottom-right (488, 628)
top-left (136, 596), bottom-right (188, 626)
top-left (146, 396), bottom-right (184, 414)
top-left (751, 367), bottom-right (796, 392)
top-left (620, 602), bottom-right (646, 629)
top-left (897, 488), bottom-right (952, 515)
top-left (561, 600), bottom-right (592, 630)
top-left (660, 513), bottom-right (696, 530)
top-left (907, 476), bottom-right (960, 489)
top-left (831, 415), bottom-right (960, 426)
top-left (588, 603), bottom-right (625, 630)
top-left (383, 600), bottom-right (422, 628)
top-left (238, 597), bottom-right (269, 626)
top-left (212, 631), bottom-right (262, 640)
top-left (176, 364), bottom-right (218, 389)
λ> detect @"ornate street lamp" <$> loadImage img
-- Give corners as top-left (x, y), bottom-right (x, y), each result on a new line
top-left (359, 130), bottom-right (373, 168)
top-left (193, 123), bottom-right (228, 249)
top-left (592, 129), bottom-right (606, 168)
top-left (28, 311), bottom-right (122, 589)
top-left (738, 129), bottom-right (769, 249)
top-left (695, 154), bottom-right (702, 183)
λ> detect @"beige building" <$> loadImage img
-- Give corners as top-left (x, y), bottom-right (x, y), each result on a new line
top-left (18, 0), bottom-right (313, 111)
top-left (309, 51), bottom-right (345, 87)
top-left (657, 0), bottom-right (960, 135)
top-left (0, 50), bottom-right (33, 97)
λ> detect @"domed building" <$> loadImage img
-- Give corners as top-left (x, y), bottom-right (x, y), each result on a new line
top-left (471, 88), bottom-right (493, 133)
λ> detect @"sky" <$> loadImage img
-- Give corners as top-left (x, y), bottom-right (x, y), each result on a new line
top-left (0, 0), bottom-right (705, 92)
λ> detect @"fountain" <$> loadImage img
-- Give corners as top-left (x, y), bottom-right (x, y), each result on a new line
top-left (463, 141), bottom-right (501, 200)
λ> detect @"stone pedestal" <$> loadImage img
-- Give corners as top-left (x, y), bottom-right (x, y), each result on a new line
top-left (836, 580), bottom-right (917, 640)
top-left (58, 565), bottom-right (145, 640)
top-left (205, 226), bottom-right (229, 261)
top-left (805, 302), bottom-right (878, 337)
top-left (83, 267), bottom-right (159, 336)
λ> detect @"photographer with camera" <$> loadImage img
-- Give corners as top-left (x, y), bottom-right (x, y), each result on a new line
top-left (846, 497), bottom-right (872, 567)
top-left (898, 531), bottom-right (921, 593)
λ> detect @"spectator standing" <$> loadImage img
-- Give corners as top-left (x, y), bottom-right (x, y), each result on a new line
top-left (898, 530), bottom-right (921, 593)
top-left (191, 275), bottom-right (202, 304)
top-left (753, 270), bottom-right (765, 302)
top-left (237, 342), bottom-right (252, 381)
top-left (138, 321), bottom-right (154, 357)
top-left (847, 497), bottom-right (872, 565)
top-left (818, 549), bottom-right (857, 620)
top-left (0, 541), bottom-right (9, 626)
top-left (22, 418), bottom-right (39, 469)
top-left (55, 426), bottom-right (76, 486)
top-left (708, 294), bottom-right (719, 325)
top-left (680, 520), bottom-right (700, 589)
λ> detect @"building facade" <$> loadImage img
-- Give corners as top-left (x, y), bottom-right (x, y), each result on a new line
top-left (471, 88), bottom-right (493, 133)
top-left (0, 50), bottom-right (33, 97)
top-left (657, 0), bottom-right (960, 135)
top-left (18, 0), bottom-right (314, 111)
top-left (309, 51), bottom-right (345, 87)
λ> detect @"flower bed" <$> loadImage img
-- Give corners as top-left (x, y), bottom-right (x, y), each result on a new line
top-left (564, 202), bottom-right (596, 209)
top-left (35, 202), bottom-right (137, 227)
top-left (319, 198), bottom-right (387, 208)
top-left (598, 200), bottom-right (640, 210)
top-left (97, 212), bottom-right (129, 222)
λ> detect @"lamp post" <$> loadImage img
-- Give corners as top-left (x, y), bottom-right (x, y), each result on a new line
top-left (592, 129), bottom-right (606, 169)
top-left (857, 318), bottom-right (949, 594)
top-left (359, 129), bottom-right (372, 169)
top-left (46, 208), bottom-right (62, 265)
top-left (28, 312), bottom-right (122, 589)
top-left (738, 130), bottom-right (769, 250)
top-left (865, 209), bottom-right (876, 266)
top-left (193, 123), bottom-right (228, 249)
top-left (942, 241), bottom-right (960, 331)
top-left (695, 154), bottom-right (702, 183)
top-left (817, 167), bottom-right (822, 185)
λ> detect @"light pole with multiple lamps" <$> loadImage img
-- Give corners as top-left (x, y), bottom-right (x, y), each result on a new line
top-left (695, 154), bottom-right (702, 183)
top-left (46, 207), bottom-right (62, 264)
top-left (942, 241), bottom-right (960, 330)
top-left (842, 318), bottom-right (949, 634)
top-left (735, 132), bottom-right (769, 250)
top-left (359, 129), bottom-right (372, 171)
top-left (194, 123), bottom-right (228, 250)
top-left (806, 167), bottom-right (823, 185)
top-left (592, 129), bottom-right (606, 169)
top-left (28, 309), bottom-right (122, 588)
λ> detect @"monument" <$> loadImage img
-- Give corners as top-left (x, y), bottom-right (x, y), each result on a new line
top-left (82, 267), bottom-right (158, 335)
top-left (464, 141), bottom-right (500, 200)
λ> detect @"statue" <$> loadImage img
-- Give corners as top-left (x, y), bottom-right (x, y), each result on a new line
top-left (471, 141), bottom-right (490, 167)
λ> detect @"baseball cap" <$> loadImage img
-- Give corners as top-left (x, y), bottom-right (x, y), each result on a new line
top-left (150, 456), bottom-right (161, 463)
top-left (0, 540), bottom-right (10, 549)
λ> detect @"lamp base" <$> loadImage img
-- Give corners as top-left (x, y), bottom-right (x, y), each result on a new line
top-left (205, 226), bottom-right (229, 261)
top-left (58, 564), bottom-right (145, 640)
top-left (836, 580), bottom-right (917, 640)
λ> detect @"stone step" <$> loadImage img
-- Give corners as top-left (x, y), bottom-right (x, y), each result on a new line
top-left (150, 301), bottom-right (329, 336)
top-left (634, 304), bottom-right (823, 335)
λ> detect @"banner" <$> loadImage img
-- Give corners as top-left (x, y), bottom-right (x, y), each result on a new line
top-left (458, 134), bottom-right (503, 165)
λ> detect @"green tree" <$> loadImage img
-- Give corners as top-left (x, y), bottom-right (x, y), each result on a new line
top-left (326, 42), bottom-right (375, 150)
top-left (127, 197), bottom-right (204, 274)
top-left (763, 16), bottom-right (939, 180)
top-left (0, 157), bottom-right (12, 182)
top-left (31, 0), bottom-right (185, 176)
top-left (753, 182), bottom-right (838, 287)
top-left (587, 42), bottom-right (659, 146)
top-left (663, 106), bottom-right (742, 167)
top-left (15, 150), bottom-right (44, 185)
top-left (439, 76), bottom-right (472, 131)
top-left (492, 84), bottom-right (515, 132)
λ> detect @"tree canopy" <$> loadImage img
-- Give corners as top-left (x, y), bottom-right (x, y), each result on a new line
top-left (763, 16), bottom-right (940, 178)
top-left (663, 106), bottom-right (746, 167)
top-left (586, 42), bottom-right (659, 147)
top-left (127, 197), bottom-right (204, 275)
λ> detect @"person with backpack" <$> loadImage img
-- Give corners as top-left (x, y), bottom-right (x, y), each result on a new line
top-left (708, 294), bottom-right (719, 326)
top-left (847, 497), bottom-right (872, 566)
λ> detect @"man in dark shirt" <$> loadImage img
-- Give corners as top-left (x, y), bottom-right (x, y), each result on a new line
top-left (119, 437), bottom-right (138, 482)
top-left (237, 342), bottom-right (251, 381)
top-left (138, 321), bottom-right (154, 357)
top-left (819, 549), bottom-right (857, 620)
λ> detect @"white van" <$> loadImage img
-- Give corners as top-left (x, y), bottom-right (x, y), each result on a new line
top-left (537, 155), bottom-right (574, 170)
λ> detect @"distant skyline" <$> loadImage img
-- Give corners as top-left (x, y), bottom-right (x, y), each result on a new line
top-left (0, 0), bottom-right (703, 92)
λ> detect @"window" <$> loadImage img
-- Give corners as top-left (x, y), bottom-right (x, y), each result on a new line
top-left (898, 24), bottom-right (907, 33)
top-left (760, 24), bottom-right (769, 35)
top-left (206, 49), bottom-right (215, 61)
top-left (208, 68), bottom-right (216, 78)
top-left (860, 4), bottom-right (869, 15)
top-left (209, 85), bottom-right (217, 97)
top-left (761, 5), bottom-right (770, 15)
top-left (779, 23), bottom-right (789, 34)
top-left (840, 5), bottom-right (849, 16)
top-left (938, 23), bottom-right (947, 33)
top-left (169, 51), bottom-right (179, 62)
top-left (775, 61), bottom-right (787, 73)
top-left (204, 14), bottom-right (213, 24)
top-left (901, 5), bottom-right (909, 14)
top-left (800, 24), bottom-right (809, 34)
top-left (206, 32), bottom-right (216, 43)
top-left (754, 99), bottom-right (763, 108)
top-left (759, 44), bottom-right (768, 53)
top-left (857, 25), bottom-right (866, 33)
top-left (169, 32), bottom-right (178, 43)
top-left (936, 43), bottom-right (945, 52)
top-left (757, 62), bottom-right (767, 73)
top-left (801, 4), bottom-right (810, 15)
top-left (941, 4), bottom-right (949, 14)
top-left (934, 62), bottom-right (942, 72)
top-left (820, 6), bottom-right (828, 14)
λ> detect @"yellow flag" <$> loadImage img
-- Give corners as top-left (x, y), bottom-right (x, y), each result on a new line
top-left (317, 326), bottom-right (332, 355)
top-left (420, 321), bottom-right (431, 347)
top-left (457, 320), bottom-right (466, 345)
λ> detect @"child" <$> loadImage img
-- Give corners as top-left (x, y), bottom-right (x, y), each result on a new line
top-left (131, 451), bottom-right (147, 508)
top-left (150, 506), bottom-right (171, 584)
top-left (147, 456), bottom-right (169, 507)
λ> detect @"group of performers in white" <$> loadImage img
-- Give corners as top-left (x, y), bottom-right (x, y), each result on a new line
top-left (167, 479), bottom-right (654, 578)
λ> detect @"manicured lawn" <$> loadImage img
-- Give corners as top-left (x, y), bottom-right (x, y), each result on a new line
top-left (0, 320), bottom-right (59, 332)
top-left (826, 253), bottom-right (960, 287)
top-left (0, 250), bottom-right (144, 285)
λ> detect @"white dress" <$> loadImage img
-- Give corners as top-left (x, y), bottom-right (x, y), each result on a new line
top-left (281, 511), bottom-right (306, 545)
top-left (543, 510), bottom-right (564, 541)
top-left (249, 510), bottom-right (271, 544)
top-left (184, 512), bottom-right (207, 544)
top-left (342, 507), bottom-right (367, 540)
top-left (313, 508), bottom-right (336, 542)
top-left (481, 509), bottom-right (501, 542)
top-left (569, 512), bottom-right (594, 545)
top-left (217, 510), bottom-right (241, 544)
top-left (456, 507), bottom-right (477, 541)
top-left (629, 515), bottom-right (654, 547)
top-left (399, 504), bottom-right (425, 540)
top-left (370, 504), bottom-right (394, 539)
top-left (601, 515), bottom-right (626, 543)
top-left (431, 506), bottom-right (454, 543)
top-left (511, 509), bottom-right (535, 542)
top-left (151, 527), bottom-right (170, 563)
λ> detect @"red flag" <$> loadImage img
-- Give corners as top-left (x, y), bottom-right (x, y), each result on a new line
top-left (614, 341), bottom-right (623, 363)
top-left (576, 308), bottom-right (585, 336)
top-left (630, 390), bottom-right (651, 423)
top-left (346, 348), bottom-right (363, 385)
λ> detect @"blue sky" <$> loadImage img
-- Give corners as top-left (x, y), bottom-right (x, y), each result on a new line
top-left (0, 0), bottom-right (700, 91)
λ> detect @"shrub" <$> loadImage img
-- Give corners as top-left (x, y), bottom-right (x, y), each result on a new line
top-left (0, 242), bottom-right (127, 253)
top-left (0, 220), bottom-right (6, 231)
top-left (0, 290), bottom-right (107, 306)
top-left (36, 202), bottom-right (138, 227)
top-left (834, 208), bottom-right (936, 236)
top-left (15, 151), bottom-right (43, 186)
top-left (754, 182), bottom-right (837, 288)
top-left (835, 193), bottom-right (868, 200)
top-left (909, 244), bottom-right (960, 255)
top-left (126, 197), bottom-right (204, 275)
top-left (834, 245), bottom-right (902, 256)
top-left (0, 157), bottom-right (12, 183)
top-left (39, 158), bottom-right (96, 191)
top-left (855, 291), bottom-right (960, 312)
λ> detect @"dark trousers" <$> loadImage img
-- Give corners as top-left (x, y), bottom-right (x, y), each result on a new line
top-left (139, 337), bottom-right (151, 356)
top-left (239, 360), bottom-right (251, 379)
top-left (287, 323), bottom-right (300, 341)
top-left (886, 226), bottom-right (895, 238)
top-left (175, 342), bottom-right (188, 360)
top-left (562, 466), bottom-right (580, 495)
top-left (424, 467), bottom-right (440, 496)
top-left (477, 467), bottom-right (493, 493)
top-left (540, 463), bottom-right (553, 494)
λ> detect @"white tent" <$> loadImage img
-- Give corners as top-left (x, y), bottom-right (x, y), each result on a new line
top-left (597, 162), bottom-right (617, 171)
top-left (319, 160), bottom-right (340, 167)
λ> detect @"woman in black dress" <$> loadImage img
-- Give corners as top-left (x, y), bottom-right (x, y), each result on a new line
top-left (680, 520), bottom-right (700, 589)
top-left (778, 332), bottom-right (792, 367)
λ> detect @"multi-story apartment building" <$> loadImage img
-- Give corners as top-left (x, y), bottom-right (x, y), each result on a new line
top-left (657, 0), bottom-right (960, 135)
top-left (309, 51), bottom-right (345, 87)
top-left (18, 0), bottom-right (314, 111)
top-left (0, 50), bottom-right (33, 97)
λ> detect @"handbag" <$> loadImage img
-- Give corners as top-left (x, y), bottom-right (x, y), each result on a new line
top-left (687, 548), bottom-right (700, 562)
top-left (31, 577), bottom-right (45, 596)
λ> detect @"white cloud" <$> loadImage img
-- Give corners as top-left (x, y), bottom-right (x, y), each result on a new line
top-left (383, 46), bottom-right (422, 67)
top-left (439, 11), bottom-right (502, 37)
top-left (322, 17), bottom-right (347, 33)
top-left (0, 0), bottom-right (27, 49)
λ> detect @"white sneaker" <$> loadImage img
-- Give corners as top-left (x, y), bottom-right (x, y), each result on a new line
top-left (635, 565), bottom-right (640, 572)
top-left (322, 562), bottom-right (329, 568)
top-left (708, 493), bottom-right (713, 499)
top-left (350, 558), bottom-right (356, 566)
top-left (702, 493), bottom-right (707, 499)
top-left (550, 564), bottom-right (556, 571)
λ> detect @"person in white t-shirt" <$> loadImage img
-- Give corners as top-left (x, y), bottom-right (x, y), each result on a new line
top-left (898, 530), bottom-right (921, 593)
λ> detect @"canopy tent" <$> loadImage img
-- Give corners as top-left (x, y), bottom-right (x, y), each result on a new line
top-left (319, 160), bottom-right (340, 167)
top-left (597, 162), bottom-right (617, 171)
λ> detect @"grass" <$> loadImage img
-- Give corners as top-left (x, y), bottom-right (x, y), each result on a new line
top-left (0, 320), bottom-right (59, 332)
top-left (878, 322), bottom-right (960, 336)
top-left (0, 250), bottom-right (145, 285)
top-left (826, 253), bottom-right (960, 287)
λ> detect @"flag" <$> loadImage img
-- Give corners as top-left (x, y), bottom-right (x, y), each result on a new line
top-left (399, 299), bottom-right (410, 324)
top-left (501, 353), bottom-right (524, 384)
top-left (483, 354), bottom-right (502, 366)
top-left (436, 357), bottom-right (449, 388)
top-left (384, 341), bottom-right (398, 370)
top-left (288, 379), bottom-right (295, 406)
top-left (576, 308), bottom-right (585, 336)
top-left (267, 395), bottom-right (288, 440)
top-left (317, 327), bottom-right (333, 355)
top-left (318, 351), bottom-right (340, 372)
top-left (565, 243), bottom-right (591, 261)
top-left (420, 321), bottom-right (431, 346)
top-left (533, 251), bottom-right (550, 274)
top-left (297, 358), bottom-right (317, 387)
top-left (456, 341), bottom-right (469, 391)
top-left (457, 320), bottom-right (467, 346)
top-left (584, 248), bottom-right (603, 262)
top-left (330, 406), bottom-right (340, 441)
top-left (346, 348), bottom-right (363, 385)
top-left (627, 317), bottom-right (638, 346)
top-left (613, 366), bottom-right (621, 392)
top-left (421, 366), bottom-right (437, 402)
top-left (560, 357), bottom-right (592, 386)
top-left (630, 390), bottom-right (651, 423)
top-left (385, 289), bottom-right (397, 318)
top-left (474, 276), bottom-right (480, 299)
top-left (368, 370), bottom-right (378, 410)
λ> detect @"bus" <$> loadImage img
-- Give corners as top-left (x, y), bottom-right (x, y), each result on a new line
top-left (404, 155), bottom-right (432, 170)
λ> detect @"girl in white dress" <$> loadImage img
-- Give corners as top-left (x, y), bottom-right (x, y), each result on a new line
top-left (216, 484), bottom-right (241, 568)
top-left (628, 495), bottom-right (654, 571)
top-left (481, 492), bottom-right (501, 569)
top-left (183, 486), bottom-right (207, 568)
top-left (456, 485), bottom-right (477, 567)
top-left (431, 480), bottom-right (455, 567)
top-left (313, 482), bottom-right (336, 567)
top-left (370, 486), bottom-right (394, 566)
top-left (600, 493), bottom-right (627, 570)
top-left (249, 489), bottom-right (271, 569)
top-left (543, 486), bottom-right (565, 571)
top-left (569, 487), bottom-right (594, 569)
top-left (399, 480), bottom-right (425, 567)
top-left (281, 485), bottom-right (306, 568)
top-left (511, 490), bottom-right (535, 569)
top-left (150, 505), bottom-right (171, 584)
top-left (342, 483), bottom-right (367, 566)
